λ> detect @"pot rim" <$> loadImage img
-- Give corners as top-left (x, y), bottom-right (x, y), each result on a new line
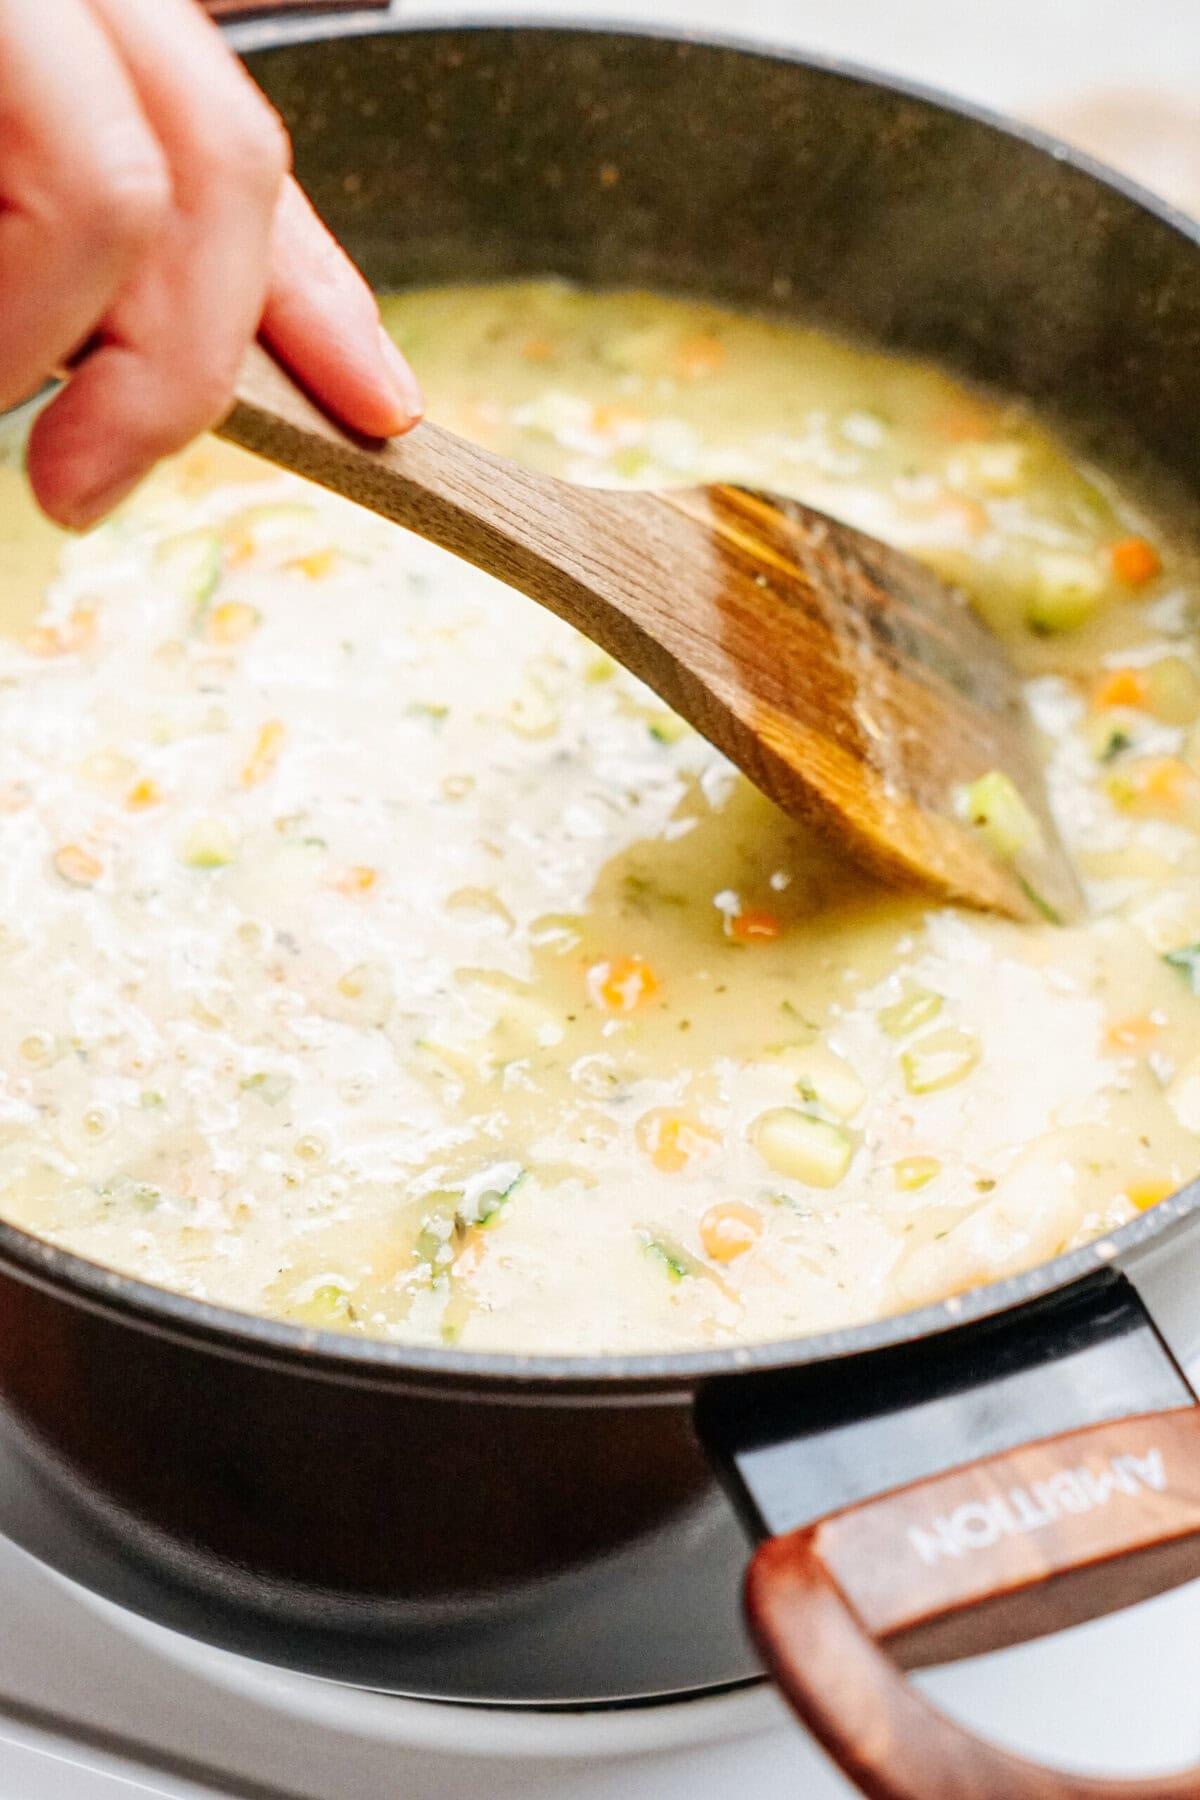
top-left (6, 11), bottom-right (1200, 1393)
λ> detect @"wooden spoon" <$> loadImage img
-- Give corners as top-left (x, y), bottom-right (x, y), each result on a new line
top-left (219, 343), bottom-right (1080, 922)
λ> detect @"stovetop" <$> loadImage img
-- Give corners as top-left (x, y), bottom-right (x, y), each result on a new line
top-left (2, 1529), bottom-right (1199, 1798)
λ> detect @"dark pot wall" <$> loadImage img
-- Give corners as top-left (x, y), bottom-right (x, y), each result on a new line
top-left (0, 1261), bottom-right (756, 1698)
top-left (249, 26), bottom-right (1200, 506)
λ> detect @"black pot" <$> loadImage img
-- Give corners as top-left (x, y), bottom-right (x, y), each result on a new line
top-left (4, 11), bottom-right (1200, 1794)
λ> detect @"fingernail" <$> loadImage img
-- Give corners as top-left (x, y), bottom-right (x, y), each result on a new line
top-left (376, 325), bottom-right (424, 428)
top-left (56, 471), bottom-right (141, 533)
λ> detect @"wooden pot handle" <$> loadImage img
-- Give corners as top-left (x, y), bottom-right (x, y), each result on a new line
top-left (747, 1406), bottom-right (1200, 1799)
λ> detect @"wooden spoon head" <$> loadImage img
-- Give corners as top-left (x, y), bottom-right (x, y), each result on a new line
top-left (223, 343), bottom-right (1078, 922)
top-left (659, 485), bottom-right (1081, 923)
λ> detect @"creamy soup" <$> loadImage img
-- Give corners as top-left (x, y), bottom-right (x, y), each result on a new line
top-left (0, 280), bottom-right (1198, 1354)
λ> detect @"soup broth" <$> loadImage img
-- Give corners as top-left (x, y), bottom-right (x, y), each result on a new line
top-left (0, 281), bottom-right (1197, 1354)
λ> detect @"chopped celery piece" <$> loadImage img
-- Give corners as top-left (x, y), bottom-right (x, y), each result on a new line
top-left (751, 1107), bottom-right (853, 1187)
top-left (647, 713), bottom-right (688, 745)
top-left (1164, 945), bottom-right (1200, 994)
top-left (879, 984), bottom-right (942, 1039)
top-left (154, 529), bottom-right (221, 614)
top-left (901, 1027), bottom-right (981, 1094)
top-left (1017, 878), bottom-right (1064, 926)
top-left (957, 770), bottom-right (1040, 861)
top-left (179, 818), bottom-right (238, 868)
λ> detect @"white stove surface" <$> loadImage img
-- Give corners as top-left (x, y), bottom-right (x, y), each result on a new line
top-left (8, 0), bottom-right (1200, 1794)
top-left (1, 1532), bottom-right (1200, 1798)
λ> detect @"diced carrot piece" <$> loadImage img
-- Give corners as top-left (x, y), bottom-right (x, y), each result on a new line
top-left (1105, 1016), bottom-right (1160, 1052)
top-left (1108, 756), bottom-right (1197, 815)
top-left (937, 489), bottom-right (989, 538)
top-left (673, 334), bottom-right (726, 381)
top-left (334, 865), bottom-right (377, 896)
top-left (930, 398), bottom-right (995, 442)
top-left (1142, 757), bottom-right (1194, 807)
top-left (54, 844), bottom-right (102, 886)
top-left (729, 906), bottom-right (782, 943)
top-left (241, 719), bottom-right (286, 787)
top-left (1127, 1180), bottom-right (1174, 1212)
top-left (27, 606), bottom-right (96, 657)
top-left (636, 1110), bottom-right (721, 1174)
top-left (223, 530), bottom-right (256, 569)
top-left (1092, 668), bottom-right (1148, 710)
top-left (1110, 537), bottom-right (1162, 589)
top-left (452, 1226), bottom-right (487, 1278)
top-left (206, 601), bottom-right (259, 646)
top-left (125, 779), bottom-right (164, 811)
top-left (591, 404), bottom-right (644, 436)
top-left (287, 550), bottom-right (337, 580)
top-left (521, 336), bottom-right (557, 363)
top-left (700, 1201), bottom-right (763, 1261)
top-left (586, 955), bottom-right (659, 1012)
top-left (62, 607), bottom-right (97, 652)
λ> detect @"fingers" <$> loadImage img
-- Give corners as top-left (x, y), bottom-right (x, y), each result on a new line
top-left (0, 0), bottom-right (170, 412)
top-left (260, 177), bottom-right (423, 440)
top-left (28, 0), bottom-right (290, 526)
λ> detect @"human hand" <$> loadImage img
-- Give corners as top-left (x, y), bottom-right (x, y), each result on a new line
top-left (0, 0), bottom-right (423, 528)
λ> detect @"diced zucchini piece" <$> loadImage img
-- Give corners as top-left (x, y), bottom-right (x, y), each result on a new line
top-left (888, 1159), bottom-right (942, 1188)
top-left (1025, 552), bottom-right (1105, 633)
top-left (957, 770), bottom-right (1040, 861)
top-left (772, 1045), bottom-right (865, 1120)
top-left (751, 1107), bottom-right (853, 1187)
top-left (893, 1155), bottom-right (941, 1191)
top-left (307, 1284), bottom-right (353, 1323)
top-left (641, 1233), bottom-right (691, 1283)
top-left (647, 712), bottom-right (688, 745)
top-left (179, 817), bottom-right (238, 868)
top-left (879, 984), bottom-right (943, 1039)
top-left (1086, 718), bottom-right (1134, 764)
top-left (901, 1027), bottom-right (981, 1094)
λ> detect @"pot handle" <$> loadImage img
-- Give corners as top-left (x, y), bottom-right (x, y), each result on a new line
top-left (748, 1405), bottom-right (1200, 1799)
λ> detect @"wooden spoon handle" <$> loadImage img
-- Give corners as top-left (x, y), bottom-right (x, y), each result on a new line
top-left (221, 342), bottom-right (719, 721)
top-left (747, 1407), bottom-right (1200, 1799)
